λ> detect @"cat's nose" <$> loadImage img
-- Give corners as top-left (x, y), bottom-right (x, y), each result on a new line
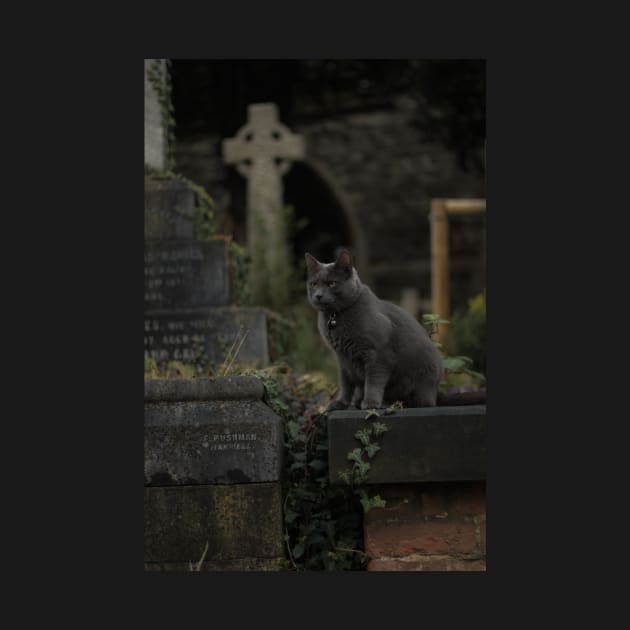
top-left (315, 294), bottom-right (322, 301)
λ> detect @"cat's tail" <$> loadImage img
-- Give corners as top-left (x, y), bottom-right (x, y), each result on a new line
top-left (436, 390), bottom-right (486, 406)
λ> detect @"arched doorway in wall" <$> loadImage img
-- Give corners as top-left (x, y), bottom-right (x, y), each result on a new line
top-left (284, 160), bottom-right (369, 285)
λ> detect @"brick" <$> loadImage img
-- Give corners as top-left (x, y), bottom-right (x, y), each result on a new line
top-left (421, 488), bottom-right (449, 518)
top-left (479, 519), bottom-right (486, 554)
top-left (368, 556), bottom-right (486, 572)
top-left (364, 485), bottom-right (423, 525)
top-left (365, 520), bottom-right (477, 557)
top-left (450, 481), bottom-right (486, 516)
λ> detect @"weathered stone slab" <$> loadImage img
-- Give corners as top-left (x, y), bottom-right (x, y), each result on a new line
top-left (145, 375), bottom-right (264, 402)
top-left (328, 405), bottom-right (486, 484)
top-left (144, 557), bottom-right (285, 571)
top-left (144, 483), bottom-right (284, 564)
top-left (144, 239), bottom-right (231, 310)
top-left (144, 306), bottom-right (269, 369)
top-left (144, 377), bottom-right (283, 485)
top-left (144, 177), bottom-right (194, 240)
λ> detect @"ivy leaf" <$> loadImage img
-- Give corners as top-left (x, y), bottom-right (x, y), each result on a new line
top-left (308, 459), bottom-right (327, 471)
top-left (371, 421), bottom-right (389, 437)
top-left (364, 409), bottom-right (380, 419)
top-left (337, 470), bottom-right (352, 485)
top-left (383, 400), bottom-right (403, 415)
top-left (364, 443), bottom-right (381, 459)
top-left (347, 448), bottom-right (364, 464)
top-left (292, 543), bottom-right (305, 559)
top-left (442, 356), bottom-right (473, 372)
top-left (464, 368), bottom-right (486, 383)
top-left (285, 509), bottom-right (298, 523)
top-left (360, 494), bottom-right (387, 513)
top-left (354, 428), bottom-right (372, 446)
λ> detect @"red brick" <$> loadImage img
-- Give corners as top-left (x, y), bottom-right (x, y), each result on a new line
top-left (368, 556), bottom-right (486, 572)
top-left (365, 520), bottom-right (477, 556)
top-left (450, 482), bottom-right (486, 516)
top-left (364, 485), bottom-right (423, 524)
top-left (420, 489), bottom-right (449, 518)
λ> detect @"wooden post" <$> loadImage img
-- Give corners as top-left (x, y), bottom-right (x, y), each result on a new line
top-left (430, 198), bottom-right (486, 345)
top-left (430, 199), bottom-right (450, 343)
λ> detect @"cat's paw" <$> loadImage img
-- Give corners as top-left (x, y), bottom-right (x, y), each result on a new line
top-left (360, 400), bottom-right (385, 410)
top-left (326, 400), bottom-right (350, 412)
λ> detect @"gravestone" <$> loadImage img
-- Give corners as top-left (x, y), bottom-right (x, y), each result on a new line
top-left (144, 176), bottom-right (270, 369)
top-left (144, 376), bottom-right (285, 570)
top-left (222, 103), bottom-right (305, 308)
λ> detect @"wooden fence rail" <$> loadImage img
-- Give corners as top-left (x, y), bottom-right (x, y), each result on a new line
top-left (430, 198), bottom-right (486, 343)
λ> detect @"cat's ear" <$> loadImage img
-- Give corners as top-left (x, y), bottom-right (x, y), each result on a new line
top-left (334, 248), bottom-right (353, 274)
top-left (305, 253), bottom-right (321, 275)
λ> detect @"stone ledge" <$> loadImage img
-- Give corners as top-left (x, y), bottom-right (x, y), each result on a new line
top-left (144, 376), bottom-right (264, 402)
top-left (328, 405), bottom-right (486, 484)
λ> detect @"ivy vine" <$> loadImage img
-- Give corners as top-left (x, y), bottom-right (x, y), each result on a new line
top-left (144, 164), bottom-right (215, 240)
top-left (146, 58), bottom-right (176, 171)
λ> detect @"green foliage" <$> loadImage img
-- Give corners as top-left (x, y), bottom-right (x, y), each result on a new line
top-left (336, 403), bottom-right (398, 517)
top-left (144, 356), bottom-right (212, 379)
top-left (247, 205), bottom-right (293, 311)
top-left (228, 240), bottom-right (251, 306)
top-left (144, 165), bottom-right (216, 240)
top-left (446, 292), bottom-right (486, 375)
top-left (242, 366), bottom-right (367, 570)
top-left (279, 303), bottom-right (338, 384)
top-left (422, 311), bottom-right (486, 391)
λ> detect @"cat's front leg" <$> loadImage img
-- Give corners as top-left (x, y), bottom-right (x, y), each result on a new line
top-left (360, 363), bottom-right (390, 410)
top-left (350, 386), bottom-right (363, 409)
top-left (326, 367), bottom-right (354, 412)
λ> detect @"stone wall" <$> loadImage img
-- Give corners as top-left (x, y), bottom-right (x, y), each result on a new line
top-left (296, 108), bottom-right (485, 306)
top-left (364, 481), bottom-right (486, 571)
top-left (327, 405), bottom-right (487, 571)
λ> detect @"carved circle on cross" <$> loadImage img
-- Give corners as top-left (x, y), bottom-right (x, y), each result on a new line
top-left (232, 121), bottom-right (293, 176)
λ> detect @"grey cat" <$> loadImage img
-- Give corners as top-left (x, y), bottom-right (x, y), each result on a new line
top-left (306, 248), bottom-right (444, 411)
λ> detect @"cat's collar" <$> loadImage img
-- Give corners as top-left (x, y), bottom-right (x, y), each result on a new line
top-left (327, 311), bottom-right (338, 329)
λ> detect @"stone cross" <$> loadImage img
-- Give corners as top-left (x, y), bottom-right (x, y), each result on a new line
top-left (222, 103), bottom-right (305, 308)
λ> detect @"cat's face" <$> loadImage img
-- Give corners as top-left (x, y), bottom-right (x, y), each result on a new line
top-left (305, 249), bottom-right (361, 312)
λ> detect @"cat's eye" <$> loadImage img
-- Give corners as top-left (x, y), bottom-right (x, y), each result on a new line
top-left (327, 281), bottom-right (337, 288)
top-left (310, 281), bottom-right (317, 288)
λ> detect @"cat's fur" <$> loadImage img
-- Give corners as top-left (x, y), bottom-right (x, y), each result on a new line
top-left (306, 249), bottom-right (444, 411)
